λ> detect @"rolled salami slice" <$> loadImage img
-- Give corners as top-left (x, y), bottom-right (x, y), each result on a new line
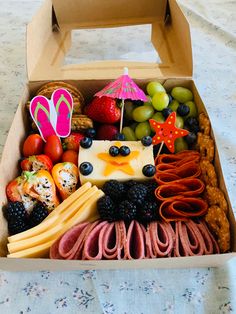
top-left (50, 237), bottom-right (63, 259)
top-left (155, 178), bottom-right (205, 201)
top-left (149, 221), bottom-right (175, 257)
top-left (159, 197), bottom-right (208, 222)
top-left (102, 221), bottom-right (126, 260)
top-left (174, 220), bottom-right (204, 256)
top-left (82, 221), bottom-right (108, 260)
top-left (57, 222), bottom-right (89, 259)
top-left (124, 221), bottom-right (146, 260)
top-left (196, 220), bottom-right (220, 254)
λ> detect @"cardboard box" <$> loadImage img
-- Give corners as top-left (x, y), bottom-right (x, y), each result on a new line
top-left (0, 0), bottom-right (235, 270)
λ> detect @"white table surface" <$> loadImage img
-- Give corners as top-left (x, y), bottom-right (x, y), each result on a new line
top-left (0, 0), bottom-right (236, 313)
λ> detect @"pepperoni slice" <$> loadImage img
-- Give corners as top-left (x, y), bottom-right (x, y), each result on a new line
top-left (156, 150), bottom-right (200, 166)
top-left (159, 197), bottom-right (208, 221)
top-left (155, 178), bottom-right (205, 201)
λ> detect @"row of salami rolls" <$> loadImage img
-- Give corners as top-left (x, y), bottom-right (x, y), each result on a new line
top-left (50, 219), bottom-right (219, 260)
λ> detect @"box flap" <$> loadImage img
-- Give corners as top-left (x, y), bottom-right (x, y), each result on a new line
top-left (27, 0), bottom-right (193, 81)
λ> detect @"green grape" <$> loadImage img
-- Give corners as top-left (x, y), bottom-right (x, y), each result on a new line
top-left (174, 137), bottom-right (188, 153)
top-left (175, 115), bottom-right (184, 129)
top-left (130, 122), bottom-right (138, 131)
top-left (183, 101), bottom-right (198, 120)
top-left (124, 101), bottom-right (137, 121)
top-left (150, 112), bottom-right (165, 131)
top-left (171, 87), bottom-right (193, 103)
top-left (146, 81), bottom-right (165, 97)
top-left (168, 100), bottom-right (179, 112)
top-left (132, 105), bottom-right (154, 122)
top-left (143, 95), bottom-right (152, 106)
top-left (135, 122), bottom-right (151, 139)
top-left (152, 92), bottom-right (169, 111)
top-left (122, 127), bottom-right (137, 141)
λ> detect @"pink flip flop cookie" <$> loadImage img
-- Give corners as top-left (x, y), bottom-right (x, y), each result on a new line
top-left (52, 88), bottom-right (73, 138)
top-left (30, 96), bottom-right (56, 141)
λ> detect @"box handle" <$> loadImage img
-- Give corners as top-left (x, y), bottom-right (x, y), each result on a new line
top-left (27, 0), bottom-right (192, 81)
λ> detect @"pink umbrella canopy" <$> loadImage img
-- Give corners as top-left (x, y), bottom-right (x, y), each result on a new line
top-left (95, 68), bottom-right (147, 101)
top-left (95, 68), bottom-right (147, 132)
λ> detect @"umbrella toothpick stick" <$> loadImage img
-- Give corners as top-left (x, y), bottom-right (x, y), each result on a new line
top-left (156, 141), bottom-right (164, 158)
top-left (119, 99), bottom-right (125, 133)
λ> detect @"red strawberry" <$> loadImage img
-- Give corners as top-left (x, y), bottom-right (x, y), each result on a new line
top-left (97, 124), bottom-right (118, 140)
top-left (62, 132), bottom-right (84, 152)
top-left (86, 96), bottom-right (120, 124)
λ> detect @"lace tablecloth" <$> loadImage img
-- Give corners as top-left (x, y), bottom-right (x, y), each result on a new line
top-left (0, 0), bottom-right (235, 313)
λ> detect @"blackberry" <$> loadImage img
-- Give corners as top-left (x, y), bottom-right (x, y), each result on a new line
top-left (144, 180), bottom-right (158, 200)
top-left (102, 180), bottom-right (125, 201)
top-left (97, 195), bottom-right (116, 222)
top-left (127, 184), bottom-right (148, 205)
top-left (8, 219), bottom-right (29, 235)
top-left (3, 202), bottom-right (27, 221)
top-left (118, 200), bottom-right (137, 221)
top-left (29, 203), bottom-right (48, 227)
top-left (124, 180), bottom-right (139, 190)
top-left (137, 201), bottom-right (159, 223)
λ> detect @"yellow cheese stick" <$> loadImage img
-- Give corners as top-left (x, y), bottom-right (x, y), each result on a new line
top-left (8, 223), bottom-right (64, 254)
top-left (44, 181), bottom-right (92, 220)
top-left (8, 183), bottom-right (94, 243)
top-left (7, 241), bottom-right (55, 258)
top-left (8, 214), bottom-right (59, 243)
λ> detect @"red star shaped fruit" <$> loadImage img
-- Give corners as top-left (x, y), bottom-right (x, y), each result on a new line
top-left (149, 112), bottom-right (189, 153)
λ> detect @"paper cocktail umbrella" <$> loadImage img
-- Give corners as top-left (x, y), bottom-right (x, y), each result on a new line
top-left (95, 67), bottom-right (147, 132)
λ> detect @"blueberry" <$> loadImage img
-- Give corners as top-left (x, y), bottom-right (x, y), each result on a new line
top-left (185, 132), bottom-right (197, 145)
top-left (162, 107), bottom-right (173, 119)
top-left (109, 146), bottom-right (119, 157)
top-left (185, 117), bottom-right (200, 134)
top-left (80, 137), bottom-right (92, 148)
top-left (177, 104), bottom-right (190, 116)
top-left (85, 128), bottom-right (96, 138)
top-left (119, 146), bottom-right (130, 156)
top-left (141, 136), bottom-right (152, 146)
top-left (114, 133), bottom-right (125, 141)
top-left (79, 162), bottom-right (93, 176)
top-left (185, 117), bottom-right (199, 127)
top-left (142, 164), bottom-right (156, 177)
top-left (167, 94), bottom-right (173, 104)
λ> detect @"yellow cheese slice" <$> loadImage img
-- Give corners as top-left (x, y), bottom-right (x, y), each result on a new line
top-left (8, 214), bottom-right (59, 243)
top-left (61, 189), bottom-right (104, 233)
top-left (7, 223), bottom-right (64, 254)
top-left (55, 185), bottom-right (98, 224)
top-left (7, 240), bottom-right (55, 258)
top-left (7, 183), bottom-right (93, 243)
top-left (44, 181), bottom-right (92, 220)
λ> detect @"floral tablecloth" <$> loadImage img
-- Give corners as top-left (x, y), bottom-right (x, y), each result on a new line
top-left (0, 0), bottom-right (236, 313)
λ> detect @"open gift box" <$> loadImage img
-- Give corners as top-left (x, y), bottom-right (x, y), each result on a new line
top-left (0, 0), bottom-right (235, 271)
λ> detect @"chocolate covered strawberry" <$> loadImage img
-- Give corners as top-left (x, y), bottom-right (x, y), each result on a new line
top-left (86, 96), bottom-right (120, 124)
